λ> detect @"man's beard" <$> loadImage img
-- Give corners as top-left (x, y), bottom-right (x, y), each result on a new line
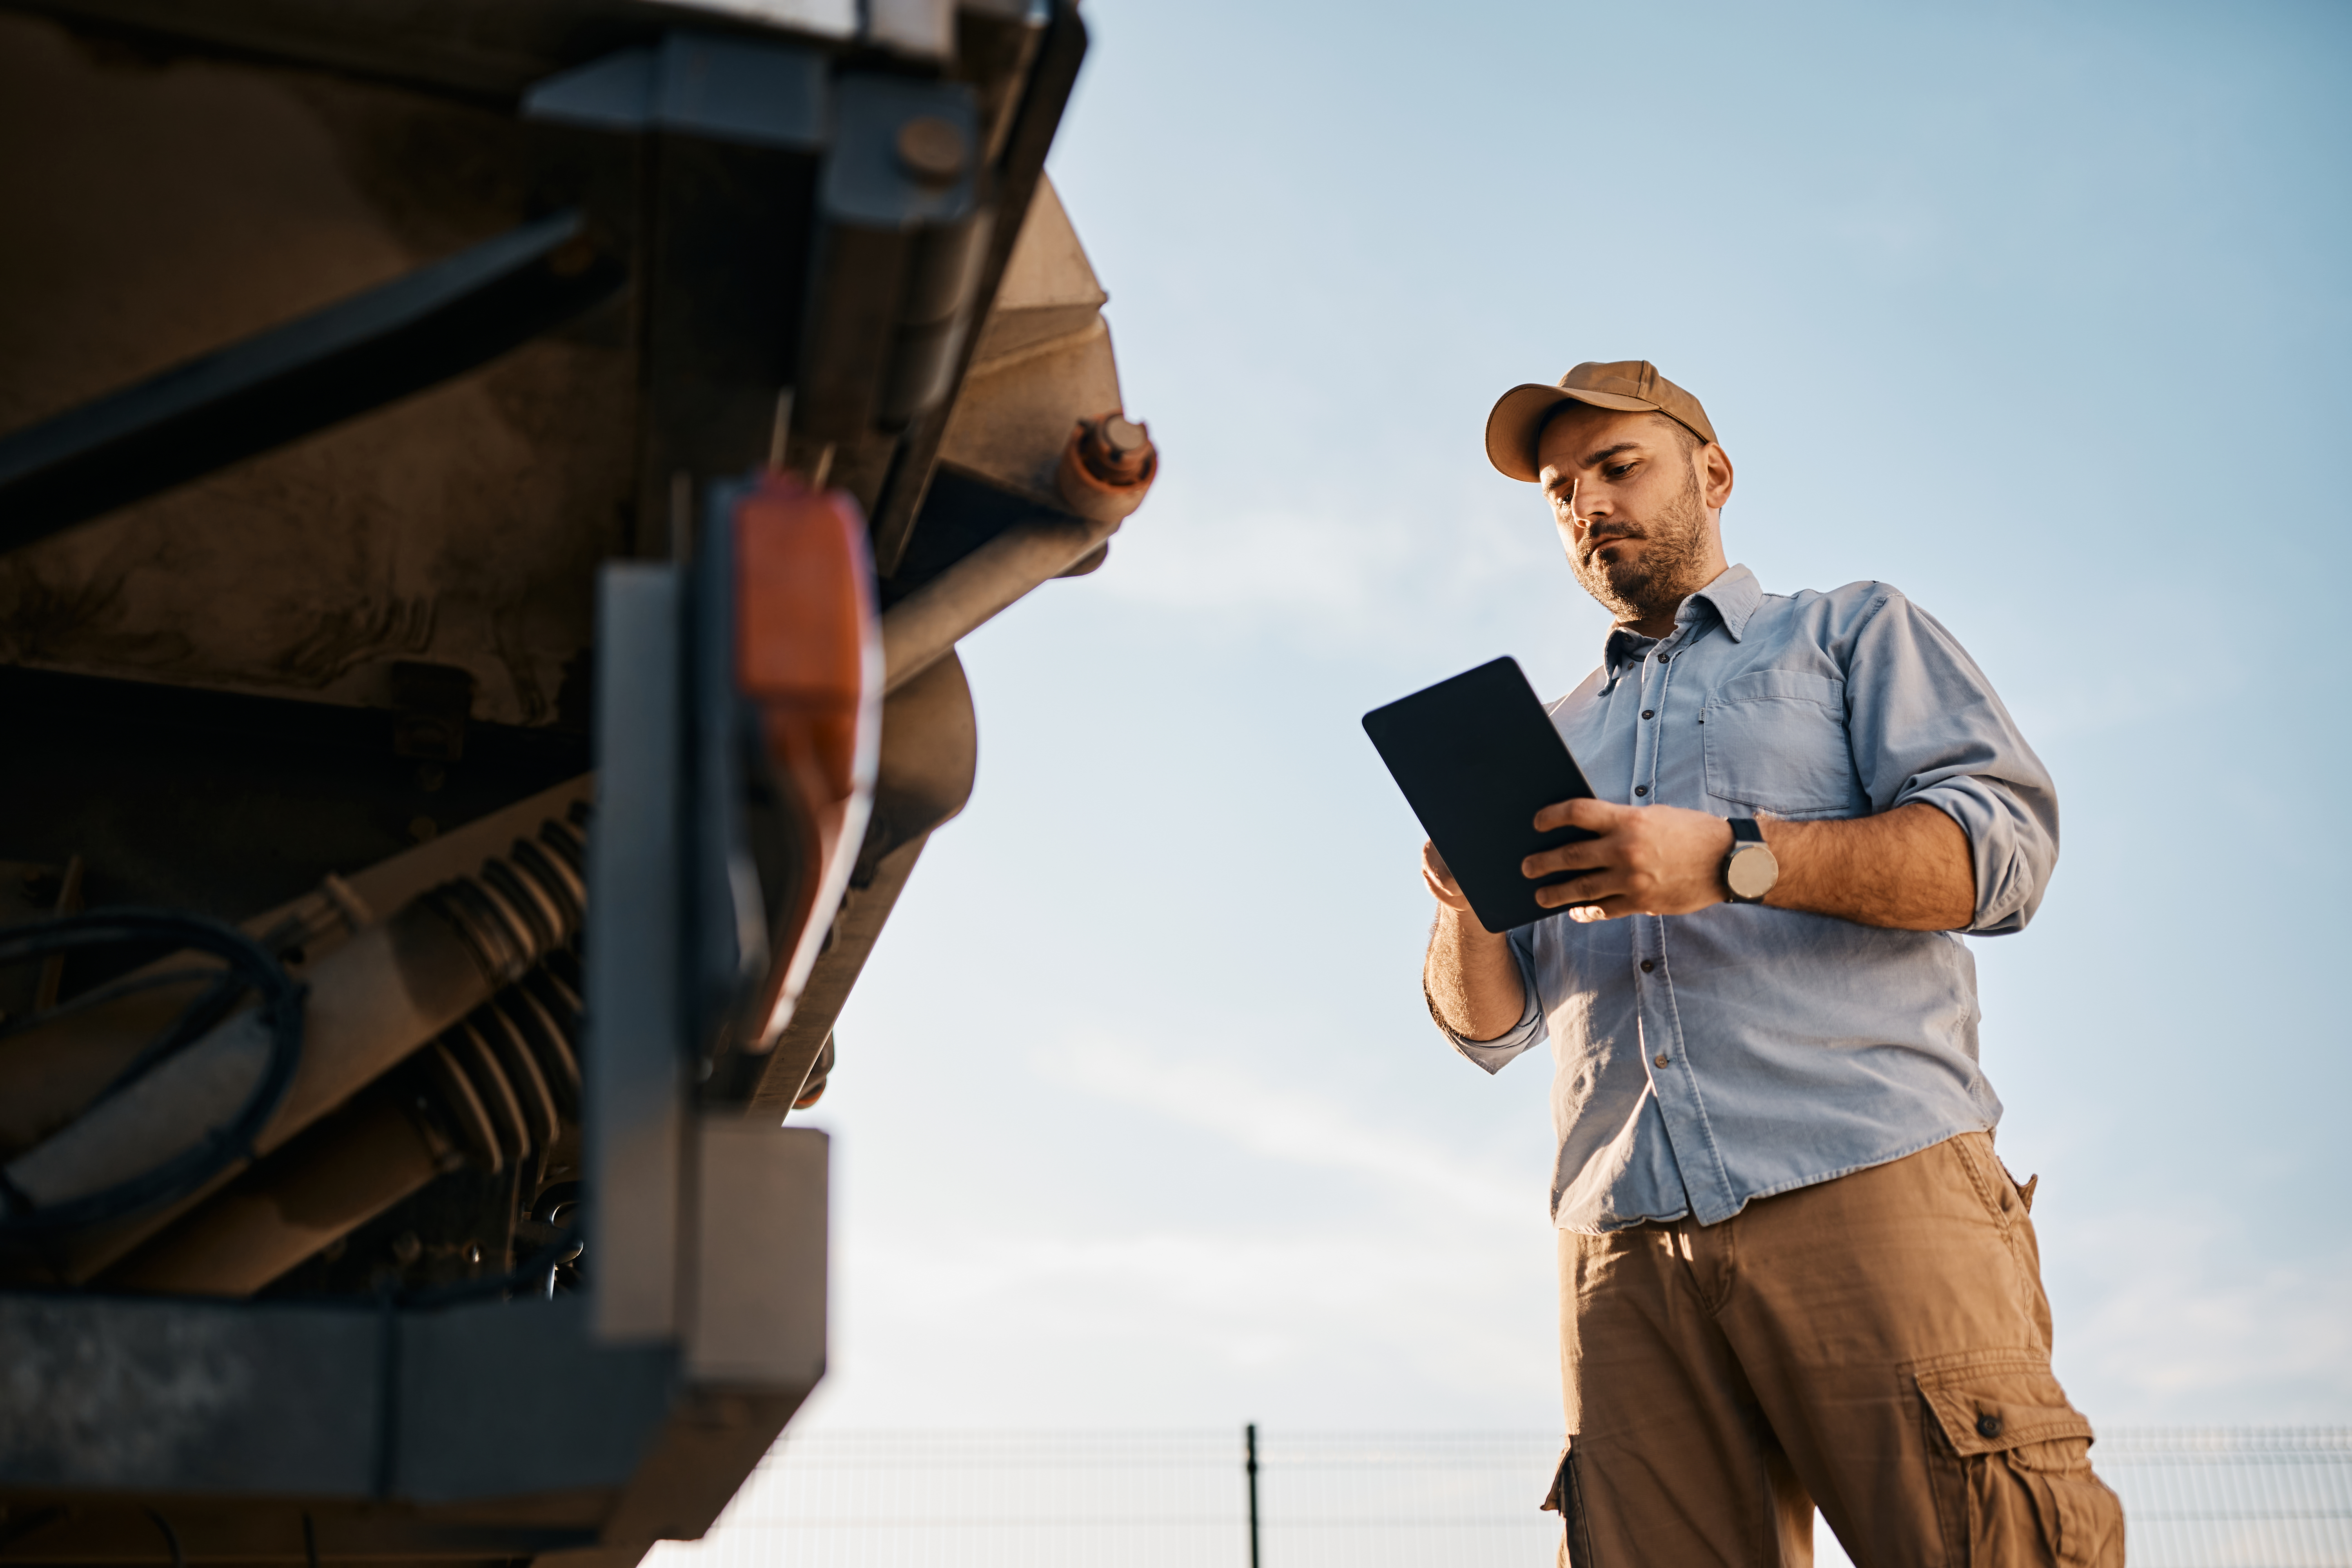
top-left (1568, 465), bottom-right (1711, 624)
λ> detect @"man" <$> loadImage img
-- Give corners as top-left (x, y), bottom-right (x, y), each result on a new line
top-left (1424, 361), bottom-right (2123, 1567)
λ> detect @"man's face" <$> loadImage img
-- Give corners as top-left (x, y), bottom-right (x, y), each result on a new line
top-left (1537, 405), bottom-right (1720, 624)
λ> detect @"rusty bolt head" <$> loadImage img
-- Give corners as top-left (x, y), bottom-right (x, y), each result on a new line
top-left (1076, 413), bottom-right (1153, 486)
top-left (896, 116), bottom-right (968, 185)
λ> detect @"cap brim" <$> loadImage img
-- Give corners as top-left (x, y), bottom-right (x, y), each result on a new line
top-left (1483, 384), bottom-right (1664, 481)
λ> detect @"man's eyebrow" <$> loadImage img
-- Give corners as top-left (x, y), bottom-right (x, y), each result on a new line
top-left (1542, 441), bottom-right (1647, 491)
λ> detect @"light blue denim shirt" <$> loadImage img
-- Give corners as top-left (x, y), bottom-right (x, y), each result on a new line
top-left (1447, 565), bottom-right (2058, 1232)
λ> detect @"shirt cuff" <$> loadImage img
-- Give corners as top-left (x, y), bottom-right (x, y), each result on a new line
top-left (1438, 961), bottom-right (1547, 1075)
top-left (1901, 776), bottom-right (2054, 936)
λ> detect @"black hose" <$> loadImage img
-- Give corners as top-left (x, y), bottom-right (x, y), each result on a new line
top-left (0, 963), bottom-right (221, 1048)
top-left (0, 909), bottom-right (303, 1236)
top-left (144, 1511), bottom-right (184, 1568)
top-left (394, 1225), bottom-right (580, 1309)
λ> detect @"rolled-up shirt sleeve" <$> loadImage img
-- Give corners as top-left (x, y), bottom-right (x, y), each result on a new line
top-left (1434, 928), bottom-right (1549, 1073)
top-left (1844, 590), bottom-right (2061, 935)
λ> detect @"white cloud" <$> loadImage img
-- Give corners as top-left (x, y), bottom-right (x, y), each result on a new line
top-left (2050, 1207), bottom-right (2352, 1423)
top-left (1088, 475), bottom-right (1601, 677)
top-left (1039, 1034), bottom-right (1533, 1223)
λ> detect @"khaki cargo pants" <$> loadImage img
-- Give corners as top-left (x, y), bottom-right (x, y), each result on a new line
top-left (1547, 1132), bottom-right (2124, 1567)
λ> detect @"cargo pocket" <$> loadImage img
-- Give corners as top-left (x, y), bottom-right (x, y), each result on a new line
top-left (1911, 1350), bottom-right (2125, 1568)
top-left (1541, 1445), bottom-right (1597, 1568)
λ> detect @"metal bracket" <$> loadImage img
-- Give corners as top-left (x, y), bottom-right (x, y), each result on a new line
top-left (866, 0), bottom-right (1089, 574)
top-left (798, 75), bottom-right (989, 442)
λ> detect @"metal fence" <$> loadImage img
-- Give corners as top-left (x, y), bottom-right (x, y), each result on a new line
top-left (2100, 1429), bottom-right (2352, 1568)
top-left (655, 1426), bottom-right (2352, 1568)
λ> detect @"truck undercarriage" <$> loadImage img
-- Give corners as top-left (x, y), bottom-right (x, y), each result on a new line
top-left (0, 3), bottom-right (1151, 1560)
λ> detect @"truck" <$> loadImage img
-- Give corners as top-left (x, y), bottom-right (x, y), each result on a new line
top-left (0, 2), bottom-right (1154, 1561)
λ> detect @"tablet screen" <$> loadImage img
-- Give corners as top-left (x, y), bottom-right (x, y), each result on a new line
top-left (1362, 656), bottom-right (1598, 933)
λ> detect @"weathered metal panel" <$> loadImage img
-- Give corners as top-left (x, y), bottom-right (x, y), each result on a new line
top-left (395, 1297), bottom-right (677, 1503)
top-left (0, 12), bottom-right (635, 726)
top-left (0, 1292), bottom-right (379, 1494)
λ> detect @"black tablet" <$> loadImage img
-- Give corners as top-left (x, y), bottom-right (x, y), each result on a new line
top-left (1362, 656), bottom-right (1599, 933)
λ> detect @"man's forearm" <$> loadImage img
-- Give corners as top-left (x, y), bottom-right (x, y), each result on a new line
top-left (1424, 907), bottom-right (1527, 1041)
top-left (1761, 801), bottom-right (1975, 931)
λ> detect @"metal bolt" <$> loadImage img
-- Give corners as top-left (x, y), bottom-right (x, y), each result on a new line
top-left (1074, 412), bottom-right (1154, 487)
top-left (896, 116), bottom-right (967, 184)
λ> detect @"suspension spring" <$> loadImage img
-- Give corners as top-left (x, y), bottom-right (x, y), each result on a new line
top-left (407, 804), bottom-right (590, 1174)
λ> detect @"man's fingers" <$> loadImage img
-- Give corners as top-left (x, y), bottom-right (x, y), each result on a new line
top-left (1421, 840), bottom-right (1473, 912)
top-left (1534, 797), bottom-right (1628, 833)
top-left (1522, 843), bottom-right (1609, 880)
top-left (1534, 886), bottom-right (1626, 921)
top-left (1534, 875), bottom-right (1621, 911)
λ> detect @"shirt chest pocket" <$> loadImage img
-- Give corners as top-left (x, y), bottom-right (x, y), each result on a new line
top-left (1701, 669), bottom-right (1863, 818)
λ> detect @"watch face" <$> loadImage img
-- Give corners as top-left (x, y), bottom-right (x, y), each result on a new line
top-left (1727, 844), bottom-right (1778, 901)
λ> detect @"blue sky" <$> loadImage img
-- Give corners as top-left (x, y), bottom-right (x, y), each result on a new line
top-left (784, 0), bottom-right (2352, 1436)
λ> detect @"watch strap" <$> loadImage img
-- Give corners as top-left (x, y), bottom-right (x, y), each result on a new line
top-left (1729, 817), bottom-right (1765, 845)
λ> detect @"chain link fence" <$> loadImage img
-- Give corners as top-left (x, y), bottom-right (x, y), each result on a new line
top-left (654, 1426), bottom-right (2352, 1568)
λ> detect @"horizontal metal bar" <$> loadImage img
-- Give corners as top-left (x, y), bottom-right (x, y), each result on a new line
top-left (878, 505), bottom-right (1114, 695)
top-left (0, 1289), bottom-right (673, 1504)
top-left (0, 209), bottom-right (626, 555)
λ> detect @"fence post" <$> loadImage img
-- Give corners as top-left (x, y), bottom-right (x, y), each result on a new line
top-left (1245, 1423), bottom-right (1261, 1568)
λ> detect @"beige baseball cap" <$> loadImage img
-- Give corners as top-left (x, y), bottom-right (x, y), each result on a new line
top-left (1484, 361), bottom-right (1718, 482)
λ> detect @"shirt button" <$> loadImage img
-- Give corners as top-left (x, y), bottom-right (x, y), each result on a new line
top-left (1976, 1412), bottom-right (2004, 1440)
top-left (1641, 710), bottom-right (1655, 720)
top-left (1657, 653), bottom-right (1670, 663)
top-left (1653, 1053), bottom-right (1670, 1068)
top-left (1634, 784), bottom-right (1649, 797)
top-left (1640, 959), bottom-right (1655, 973)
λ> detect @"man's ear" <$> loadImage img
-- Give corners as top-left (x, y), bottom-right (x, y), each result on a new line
top-left (1700, 443), bottom-right (1735, 512)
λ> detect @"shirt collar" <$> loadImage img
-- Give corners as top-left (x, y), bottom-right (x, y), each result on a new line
top-left (1599, 564), bottom-right (1761, 682)
top-left (1687, 564), bottom-right (1760, 641)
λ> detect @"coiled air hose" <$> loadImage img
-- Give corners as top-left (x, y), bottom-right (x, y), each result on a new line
top-left (2, 806), bottom-right (586, 1285)
top-left (0, 911), bottom-right (303, 1240)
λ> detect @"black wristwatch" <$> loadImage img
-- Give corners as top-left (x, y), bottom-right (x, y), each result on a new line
top-left (1723, 818), bottom-right (1779, 904)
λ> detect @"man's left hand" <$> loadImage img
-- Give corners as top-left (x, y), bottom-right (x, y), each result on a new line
top-left (1522, 799), bottom-right (1735, 923)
